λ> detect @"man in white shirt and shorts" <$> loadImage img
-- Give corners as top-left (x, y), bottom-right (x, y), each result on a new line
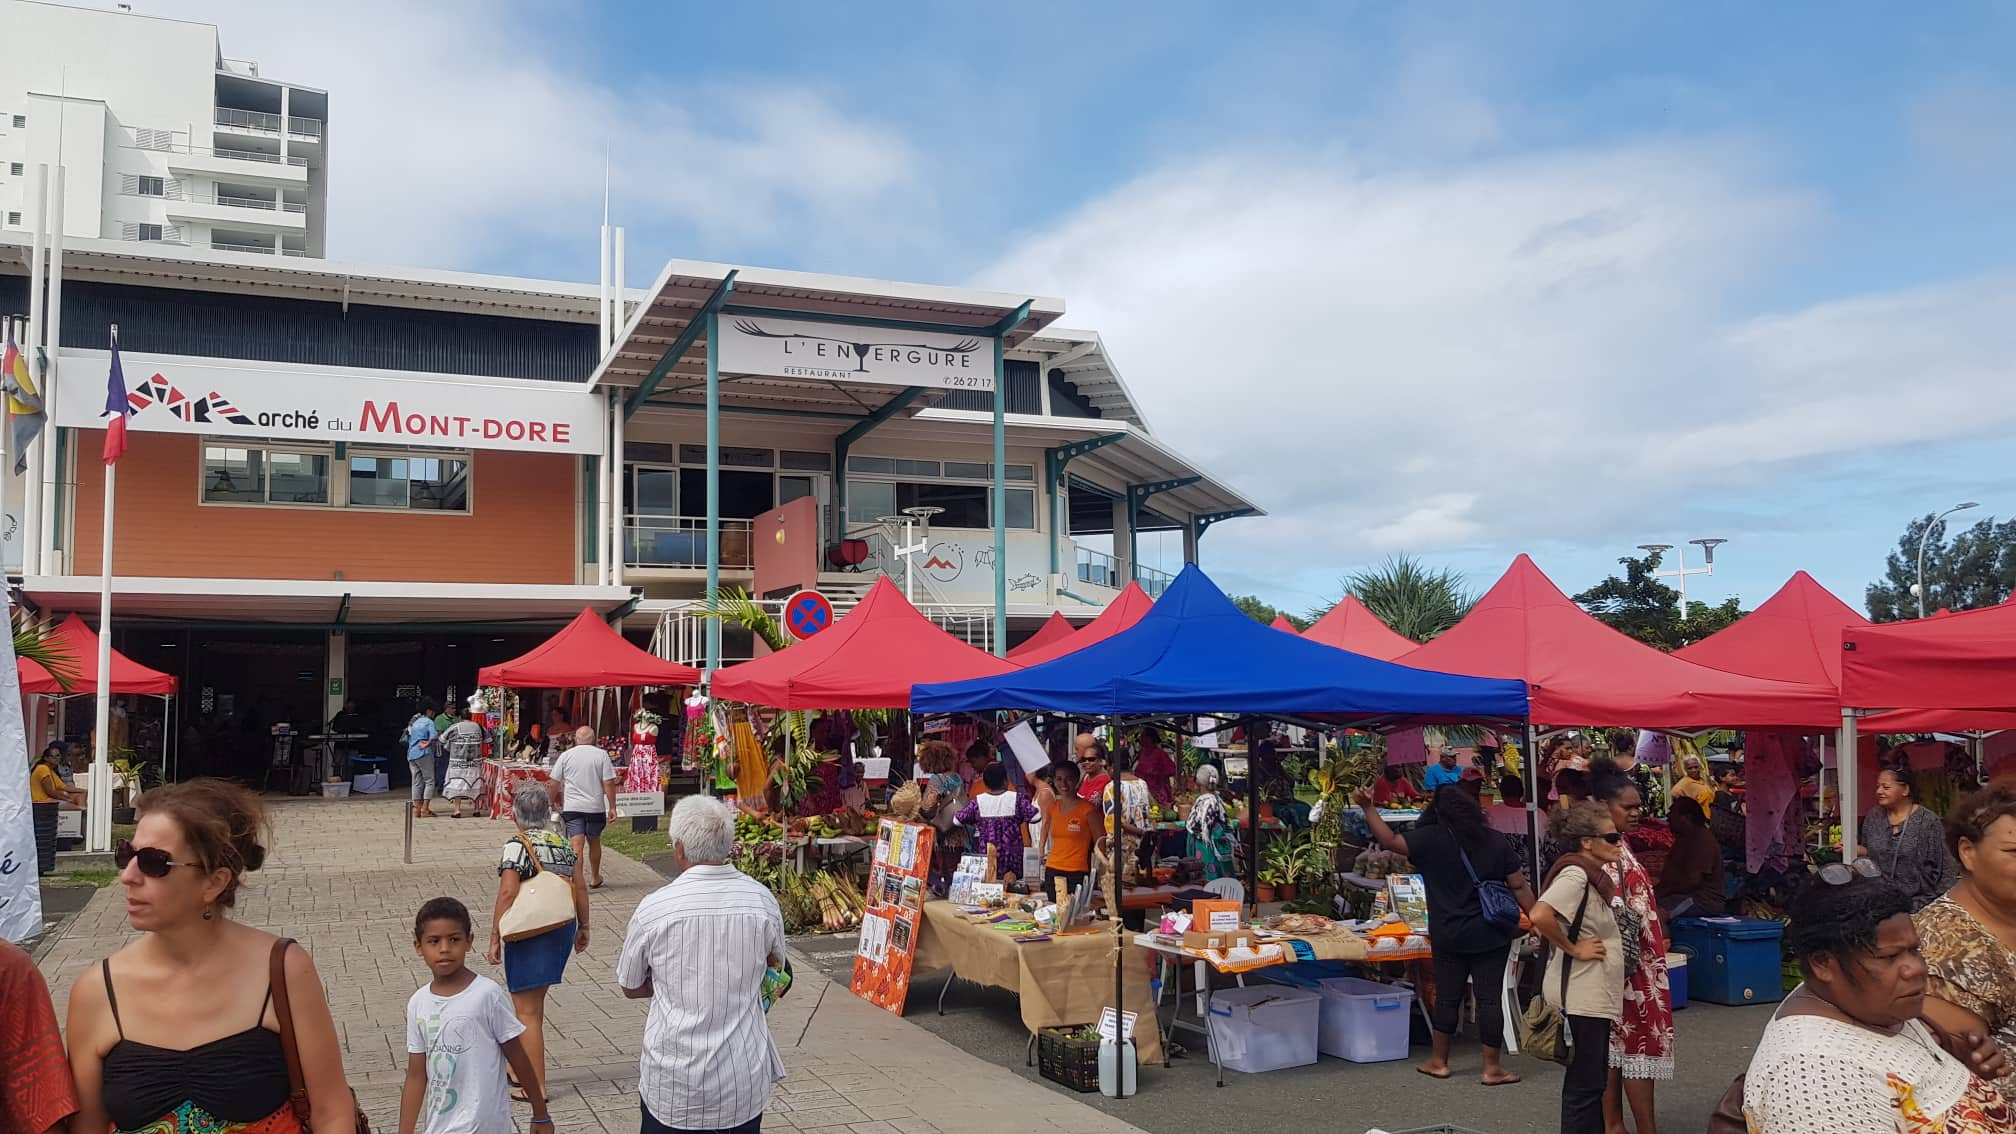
top-left (549, 725), bottom-right (618, 889)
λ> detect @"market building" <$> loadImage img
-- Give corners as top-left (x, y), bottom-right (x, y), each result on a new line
top-left (0, 235), bottom-right (1257, 778)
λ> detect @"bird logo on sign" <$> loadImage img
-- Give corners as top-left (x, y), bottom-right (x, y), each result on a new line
top-left (784, 590), bottom-right (834, 640)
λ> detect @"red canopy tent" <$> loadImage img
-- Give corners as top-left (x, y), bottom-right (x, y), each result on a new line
top-left (710, 576), bottom-right (1018, 709)
top-left (1007, 581), bottom-right (1156, 666)
top-left (1008, 611), bottom-right (1078, 659)
top-left (1842, 601), bottom-right (2016, 713)
top-left (19, 613), bottom-right (178, 694)
top-left (1678, 572), bottom-right (2016, 735)
top-left (1269, 614), bottom-right (1299, 634)
top-left (1300, 595), bottom-right (1417, 662)
top-left (476, 609), bottom-right (701, 688)
top-left (1399, 555), bottom-right (1839, 728)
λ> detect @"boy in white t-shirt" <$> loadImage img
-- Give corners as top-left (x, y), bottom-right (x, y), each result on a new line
top-left (400, 897), bottom-right (552, 1134)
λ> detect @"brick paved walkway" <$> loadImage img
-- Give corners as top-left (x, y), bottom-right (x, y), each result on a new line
top-left (37, 794), bottom-right (1146, 1134)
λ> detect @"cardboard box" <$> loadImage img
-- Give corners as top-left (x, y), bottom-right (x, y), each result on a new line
top-left (1183, 928), bottom-right (1257, 952)
top-left (1189, 899), bottom-right (1242, 934)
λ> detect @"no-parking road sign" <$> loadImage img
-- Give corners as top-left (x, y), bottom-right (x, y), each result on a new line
top-left (784, 590), bottom-right (835, 640)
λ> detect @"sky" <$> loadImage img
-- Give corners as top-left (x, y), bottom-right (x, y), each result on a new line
top-left (139, 0), bottom-right (2016, 617)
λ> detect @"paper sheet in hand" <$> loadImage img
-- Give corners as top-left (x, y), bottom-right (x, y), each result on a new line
top-left (1005, 721), bottom-right (1049, 777)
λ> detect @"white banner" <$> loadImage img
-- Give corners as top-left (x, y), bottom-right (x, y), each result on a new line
top-left (614, 791), bottom-right (664, 818)
top-left (718, 314), bottom-right (994, 391)
top-left (0, 588), bottom-right (44, 942)
top-left (53, 350), bottom-right (605, 454)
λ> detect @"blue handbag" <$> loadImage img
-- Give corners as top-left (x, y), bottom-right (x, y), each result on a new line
top-left (1459, 842), bottom-right (1523, 935)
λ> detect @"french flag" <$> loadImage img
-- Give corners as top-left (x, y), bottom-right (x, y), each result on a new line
top-left (103, 328), bottom-right (131, 465)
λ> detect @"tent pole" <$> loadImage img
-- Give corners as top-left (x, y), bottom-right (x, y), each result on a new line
top-left (1109, 712), bottom-right (1127, 1100)
top-left (1523, 721), bottom-right (1539, 882)
top-left (1839, 709), bottom-right (1858, 859)
top-left (1245, 716), bottom-right (1259, 915)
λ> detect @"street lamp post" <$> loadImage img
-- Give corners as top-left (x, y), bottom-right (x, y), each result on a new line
top-left (1638, 538), bottom-right (1728, 614)
top-left (1915, 502), bottom-right (1979, 619)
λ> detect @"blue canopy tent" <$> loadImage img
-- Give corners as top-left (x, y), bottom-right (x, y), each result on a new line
top-left (913, 564), bottom-right (1529, 721)
top-left (913, 564), bottom-right (1529, 931)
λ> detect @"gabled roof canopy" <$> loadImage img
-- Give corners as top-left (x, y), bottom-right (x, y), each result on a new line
top-left (1008, 581), bottom-right (1157, 666)
top-left (19, 613), bottom-right (178, 695)
top-left (477, 609), bottom-right (700, 689)
top-left (1301, 595), bottom-right (1417, 662)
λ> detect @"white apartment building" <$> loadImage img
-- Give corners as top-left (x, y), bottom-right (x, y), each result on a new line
top-left (0, 0), bottom-right (327, 259)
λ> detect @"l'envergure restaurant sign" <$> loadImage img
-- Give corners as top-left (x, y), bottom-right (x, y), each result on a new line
top-left (716, 314), bottom-right (994, 391)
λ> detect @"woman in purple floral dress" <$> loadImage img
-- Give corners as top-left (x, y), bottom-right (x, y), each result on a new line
top-left (956, 764), bottom-right (1038, 880)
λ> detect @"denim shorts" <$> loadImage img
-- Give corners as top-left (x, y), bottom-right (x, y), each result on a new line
top-left (502, 920), bottom-right (576, 992)
top-left (562, 810), bottom-right (607, 840)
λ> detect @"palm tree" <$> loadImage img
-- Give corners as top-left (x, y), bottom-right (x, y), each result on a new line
top-left (1315, 555), bottom-right (1476, 643)
top-left (14, 609), bottom-right (76, 690)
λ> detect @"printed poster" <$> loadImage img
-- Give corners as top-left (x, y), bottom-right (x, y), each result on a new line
top-left (851, 818), bottom-right (935, 1014)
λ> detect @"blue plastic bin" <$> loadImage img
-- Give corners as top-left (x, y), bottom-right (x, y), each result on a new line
top-left (1667, 949), bottom-right (1689, 1010)
top-left (1669, 917), bottom-right (1784, 1005)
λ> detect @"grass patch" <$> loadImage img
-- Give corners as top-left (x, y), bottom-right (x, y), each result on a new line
top-left (599, 823), bottom-right (670, 860)
top-left (48, 869), bottom-right (120, 888)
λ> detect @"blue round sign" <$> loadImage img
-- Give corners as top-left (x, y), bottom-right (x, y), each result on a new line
top-left (784, 590), bottom-right (834, 640)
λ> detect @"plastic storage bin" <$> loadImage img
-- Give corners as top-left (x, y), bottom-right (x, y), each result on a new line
top-left (1668, 949), bottom-right (1690, 1010)
top-left (1669, 917), bottom-right (1785, 1005)
top-left (1315, 977), bottom-right (1413, 1062)
top-left (1207, 984), bottom-right (1321, 1073)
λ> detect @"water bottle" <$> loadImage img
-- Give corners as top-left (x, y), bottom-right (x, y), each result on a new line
top-left (1098, 1036), bottom-right (1136, 1097)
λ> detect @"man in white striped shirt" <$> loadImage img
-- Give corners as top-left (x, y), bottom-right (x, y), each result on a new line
top-left (619, 795), bottom-right (786, 1134)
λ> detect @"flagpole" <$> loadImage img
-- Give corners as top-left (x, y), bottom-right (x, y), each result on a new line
top-left (88, 325), bottom-right (119, 853)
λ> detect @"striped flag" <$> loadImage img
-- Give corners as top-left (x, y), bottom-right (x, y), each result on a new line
top-left (103, 328), bottom-right (131, 465)
top-left (0, 330), bottom-right (45, 475)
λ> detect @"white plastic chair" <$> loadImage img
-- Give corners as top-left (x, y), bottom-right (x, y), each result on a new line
top-left (1204, 877), bottom-right (1245, 905)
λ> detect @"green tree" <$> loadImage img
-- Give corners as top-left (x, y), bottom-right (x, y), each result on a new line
top-left (1573, 551), bottom-right (1744, 650)
top-left (1231, 594), bottom-right (1306, 630)
top-left (1866, 514), bottom-right (2016, 622)
top-left (1314, 555), bottom-right (1475, 642)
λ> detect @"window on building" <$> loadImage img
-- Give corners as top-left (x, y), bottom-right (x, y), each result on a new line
top-left (5, 212), bottom-right (19, 226)
top-left (136, 175), bottom-right (164, 197)
top-left (7, 162), bottom-right (21, 176)
top-left (265, 450), bottom-right (329, 504)
top-left (136, 223), bottom-right (163, 242)
top-left (348, 452), bottom-right (470, 511)
top-left (10, 115), bottom-right (24, 129)
top-left (202, 446), bottom-right (266, 503)
top-left (844, 479), bottom-right (1036, 529)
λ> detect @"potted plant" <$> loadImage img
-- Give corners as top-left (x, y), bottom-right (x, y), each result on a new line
top-left (1263, 835), bottom-right (1303, 901)
top-left (1254, 866), bottom-right (1282, 904)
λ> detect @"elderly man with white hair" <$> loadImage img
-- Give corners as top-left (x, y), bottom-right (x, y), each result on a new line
top-left (619, 795), bottom-right (786, 1134)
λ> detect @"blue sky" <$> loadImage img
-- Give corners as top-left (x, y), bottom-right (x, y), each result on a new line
top-left (169, 0), bottom-right (2016, 617)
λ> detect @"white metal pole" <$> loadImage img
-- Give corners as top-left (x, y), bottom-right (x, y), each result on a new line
top-left (598, 395), bottom-right (613, 584)
top-left (598, 223), bottom-right (612, 354)
top-left (24, 166), bottom-right (47, 577)
top-left (1838, 710), bottom-right (1858, 860)
top-left (40, 166), bottom-right (65, 576)
top-left (613, 227), bottom-right (627, 339)
top-left (611, 392), bottom-right (626, 587)
top-left (89, 462), bottom-right (115, 852)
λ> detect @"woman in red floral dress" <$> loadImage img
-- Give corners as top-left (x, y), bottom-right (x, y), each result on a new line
top-left (1589, 757), bottom-right (1673, 1134)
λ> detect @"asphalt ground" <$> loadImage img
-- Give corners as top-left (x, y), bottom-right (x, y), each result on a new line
top-left (794, 931), bottom-right (1771, 1134)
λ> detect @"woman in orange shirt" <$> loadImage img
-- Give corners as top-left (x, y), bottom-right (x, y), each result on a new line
top-left (1039, 763), bottom-right (1100, 894)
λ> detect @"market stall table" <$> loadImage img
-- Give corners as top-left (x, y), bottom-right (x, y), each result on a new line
top-left (480, 760), bottom-right (551, 820)
top-left (912, 901), bottom-right (1165, 1063)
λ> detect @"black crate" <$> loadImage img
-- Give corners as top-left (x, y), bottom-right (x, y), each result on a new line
top-left (1036, 1026), bottom-right (1102, 1093)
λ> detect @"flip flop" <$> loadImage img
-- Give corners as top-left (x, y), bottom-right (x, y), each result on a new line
top-left (1481, 1074), bottom-right (1522, 1087)
top-left (1416, 1066), bottom-right (1453, 1080)
top-left (510, 1089), bottom-right (531, 1103)
top-left (590, 879), bottom-right (605, 890)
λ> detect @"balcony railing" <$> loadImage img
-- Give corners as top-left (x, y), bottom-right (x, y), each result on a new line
top-left (126, 130), bottom-right (311, 168)
top-left (286, 116), bottom-right (323, 139)
top-left (215, 107), bottom-right (281, 132)
top-left (214, 146), bottom-right (308, 168)
top-left (1075, 546), bottom-right (1174, 597)
top-left (624, 515), bottom-right (755, 570)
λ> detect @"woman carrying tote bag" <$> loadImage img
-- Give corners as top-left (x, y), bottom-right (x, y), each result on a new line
top-left (487, 782), bottom-right (589, 1104)
top-left (1528, 801), bottom-right (1630, 1134)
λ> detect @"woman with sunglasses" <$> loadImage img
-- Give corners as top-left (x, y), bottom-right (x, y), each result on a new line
top-left (1530, 801), bottom-right (1629, 1134)
top-left (1862, 766), bottom-right (1958, 913)
top-left (1588, 755), bottom-right (1672, 1134)
top-left (1917, 787), bottom-right (2016, 1099)
top-left (63, 779), bottom-right (354, 1134)
top-left (1742, 862), bottom-right (2015, 1132)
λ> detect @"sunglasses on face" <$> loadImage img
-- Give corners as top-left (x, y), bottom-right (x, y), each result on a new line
top-left (1818, 857), bottom-right (1882, 886)
top-left (1591, 832), bottom-right (1624, 845)
top-left (115, 840), bottom-right (201, 879)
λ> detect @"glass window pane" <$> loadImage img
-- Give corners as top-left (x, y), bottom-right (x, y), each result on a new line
top-left (266, 451), bottom-right (328, 504)
top-left (896, 482), bottom-right (987, 528)
top-left (409, 458), bottom-right (469, 511)
top-left (1007, 464), bottom-right (1035, 482)
top-left (633, 468), bottom-right (678, 515)
top-left (780, 450), bottom-right (831, 471)
top-left (846, 481), bottom-right (894, 525)
top-left (779, 475), bottom-right (816, 504)
top-left (202, 447), bottom-right (263, 503)
top-left (846, 456), bottom-right (893, 475)
top-left (349, 456), bottom-right (409, 507)
top-left (892, 459), bottom-right (940, 477)
top-left (1006, 488), bottom-right (1035, 529)
top-left (943, 461), bottom-right (988, 480)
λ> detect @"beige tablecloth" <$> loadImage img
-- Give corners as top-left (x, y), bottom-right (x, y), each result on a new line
top-left (913, 902), bottom-right (1164, 1062)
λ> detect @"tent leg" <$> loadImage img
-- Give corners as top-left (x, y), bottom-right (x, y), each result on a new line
top-left (1523, 721), bottom-right (1540, 881)
top-left (1110, 712), bottom-right (1127, 1100)
top-left (1839, 710), bottom-right (1859, 859)
top-left (1245, 716), bottom-right (1259, 915)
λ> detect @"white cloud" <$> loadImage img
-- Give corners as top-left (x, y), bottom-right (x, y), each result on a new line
top-left (137, 0), bottom-right (923, 271)
top-left (977, 139), bottom-right (2016, 589)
